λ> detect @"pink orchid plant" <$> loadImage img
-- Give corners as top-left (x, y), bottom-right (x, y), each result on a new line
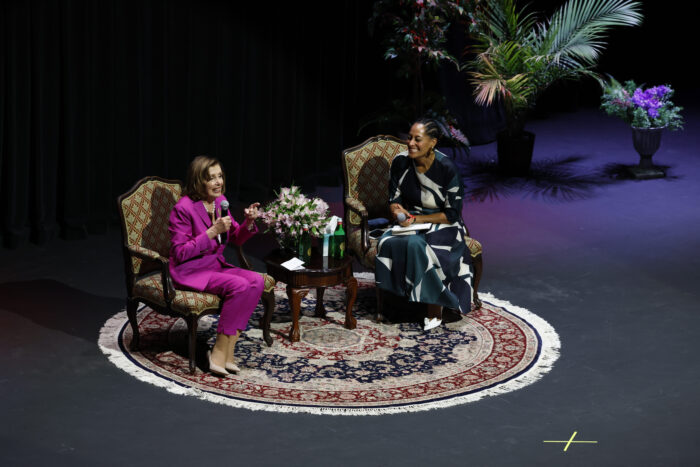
top-left (261, 186), bottom-right (330, 247)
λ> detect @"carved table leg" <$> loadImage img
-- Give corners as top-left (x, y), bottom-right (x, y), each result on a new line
top-left (287, 286), bottom-right (308, 342)
top-left (314, 287), bottom-right (326, 318)
top-left (344, 276), bottom-right (358, 330)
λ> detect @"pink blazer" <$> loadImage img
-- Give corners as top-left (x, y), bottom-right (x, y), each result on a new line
top-left (168, 195), bottom-right (258, 291)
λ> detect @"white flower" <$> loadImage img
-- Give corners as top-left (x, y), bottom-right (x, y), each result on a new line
top-left (261, 186), bottom-right (330, 241)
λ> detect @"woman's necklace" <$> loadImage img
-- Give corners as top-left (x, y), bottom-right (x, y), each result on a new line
top-left (203, 200), bottom-right (215, 222)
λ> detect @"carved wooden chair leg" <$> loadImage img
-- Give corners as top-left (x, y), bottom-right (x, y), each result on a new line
top-left (186, 315), bottom-right (199, 374)
top-left (260, 290), bottom-right (275, 347)
top-left (472, 254), bottom-right (483, 309)
top-left (126, 298), bottom-right (141, 350)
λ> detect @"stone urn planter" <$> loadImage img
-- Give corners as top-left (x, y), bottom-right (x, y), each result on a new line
top-left (628, 126), bottom-right (666, 179)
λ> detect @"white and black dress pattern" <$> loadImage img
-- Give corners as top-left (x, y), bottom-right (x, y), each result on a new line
top-left (375, 150), bottom-right (474, 312)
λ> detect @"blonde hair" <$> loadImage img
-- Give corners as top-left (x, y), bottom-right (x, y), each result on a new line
top-left (183, 155), bottom-right (226, 201)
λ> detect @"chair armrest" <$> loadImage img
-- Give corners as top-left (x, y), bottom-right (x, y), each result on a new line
top-left (345, 197), bottom-right (368, 218)
top-left (127, 244), bottom-right (165, 262)
top-left (125, 244), bottom-right (176, 304)
top-left (344, 197), bottom-right (370, 253)
top-left (234, 244), bottom-right (253, 270)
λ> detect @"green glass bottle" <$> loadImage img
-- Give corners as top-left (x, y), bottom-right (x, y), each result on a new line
top-left (299, 224), bottom-right (312, 263)
top-left (333, 219), bottom-right (345, 259)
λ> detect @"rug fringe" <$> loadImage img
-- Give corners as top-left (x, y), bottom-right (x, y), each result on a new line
top-left (98, 309), bottom-right (203, 397)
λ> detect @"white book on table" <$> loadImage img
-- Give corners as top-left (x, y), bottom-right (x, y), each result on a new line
top-left (281, 257), bottom-right (306, 270)
top-left (391, 223), bottom-right (432, 235)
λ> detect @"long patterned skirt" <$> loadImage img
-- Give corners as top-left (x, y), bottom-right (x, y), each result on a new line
top-left (375, 222), bottom-right (474, 313)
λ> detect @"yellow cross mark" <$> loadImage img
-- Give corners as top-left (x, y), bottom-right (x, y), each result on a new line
top-left (543, 431), bottom-right (598, 452)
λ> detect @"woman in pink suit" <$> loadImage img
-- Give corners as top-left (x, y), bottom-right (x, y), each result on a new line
top-left (169, 155), bottom-right (263, 376)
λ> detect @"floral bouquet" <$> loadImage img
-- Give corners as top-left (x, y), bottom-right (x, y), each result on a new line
top-left (260, 186), bottom-right (330, 251)
top-left (601, 77), bottom-right (684, 130)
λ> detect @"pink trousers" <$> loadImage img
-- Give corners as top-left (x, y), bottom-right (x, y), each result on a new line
top-left (205, 267), bottom-right (264, 335)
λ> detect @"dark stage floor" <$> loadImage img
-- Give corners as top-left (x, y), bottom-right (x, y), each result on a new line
top-left (2, 108), bottom-right (699, 466)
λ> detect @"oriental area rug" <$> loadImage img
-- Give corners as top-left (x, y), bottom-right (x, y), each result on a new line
top-left (99, 273), bottom-right (560, 415)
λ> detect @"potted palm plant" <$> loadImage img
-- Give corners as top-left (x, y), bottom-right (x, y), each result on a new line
top-left (468, 0), bottom-right (643, 175)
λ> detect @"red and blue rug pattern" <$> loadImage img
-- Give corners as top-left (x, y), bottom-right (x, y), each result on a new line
top-left (99, 273), bottom-right (560, 415)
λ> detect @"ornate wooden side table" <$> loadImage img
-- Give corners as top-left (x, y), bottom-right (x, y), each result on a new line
top-left (264, 248), bottom-right (357, 342)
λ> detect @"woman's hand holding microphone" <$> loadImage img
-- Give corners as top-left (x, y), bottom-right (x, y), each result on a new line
top-left (206, 201), bottom-right (260, 240)
top-left (207, 215), bottom-right (232, 239)
top-left (396, 212), bottom-right (416, 227)
top-left (391, 203), bottom-right (416, 227)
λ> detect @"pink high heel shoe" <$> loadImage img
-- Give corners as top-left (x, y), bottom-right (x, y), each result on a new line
top-left (225, 361), bottom-right (241, 373)
top-left (207, 350), bottom-right (230, 377)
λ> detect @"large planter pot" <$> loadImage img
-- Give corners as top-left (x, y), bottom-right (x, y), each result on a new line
top-left (631, 126), bottom-right (665, 168)
top-left (497, 130), bottom-right (535, 176)
top-left (628, 126), bottom-right (666, 179)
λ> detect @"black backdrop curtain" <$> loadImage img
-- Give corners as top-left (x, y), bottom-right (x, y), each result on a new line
top-left (1, 0), bottom-right (399, 248)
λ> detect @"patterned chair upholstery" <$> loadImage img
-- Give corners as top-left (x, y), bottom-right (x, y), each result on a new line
top-left (342, 135), bottom-right (408, 269)
top-left (117, 176), bottom-right (277, 375)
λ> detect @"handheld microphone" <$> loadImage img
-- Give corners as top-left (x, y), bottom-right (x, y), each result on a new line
top-left (220, 200), bottom-right (229, 244)
top-left (397, 213), bottom-right (406, 222)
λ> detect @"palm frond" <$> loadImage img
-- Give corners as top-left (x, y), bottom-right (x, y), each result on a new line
top-left (471, 41), bottom-right (534, 108)
top-left (534, 0), bottom-right (643, 66)
top-left (478, 0), bottom-right (538, 44)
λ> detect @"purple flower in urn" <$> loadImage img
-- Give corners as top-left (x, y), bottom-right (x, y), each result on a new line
top-left (651, 85), bottom-right (670, 99)
top-left (632, 88), bottom-right (663, 118)
top-left (601, 77), bottom-right (683, 130)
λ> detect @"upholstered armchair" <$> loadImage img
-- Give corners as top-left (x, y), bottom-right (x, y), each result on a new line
top-left (341, 136), bottom-right (407, 318)
top-left (341, 135), bottom-right (407, 270)
top-left (117, 176), bottom-right (276, 374)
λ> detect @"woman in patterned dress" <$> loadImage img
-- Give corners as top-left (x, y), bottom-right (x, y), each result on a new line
top-left (375, 118), bottom-right (483, 330)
